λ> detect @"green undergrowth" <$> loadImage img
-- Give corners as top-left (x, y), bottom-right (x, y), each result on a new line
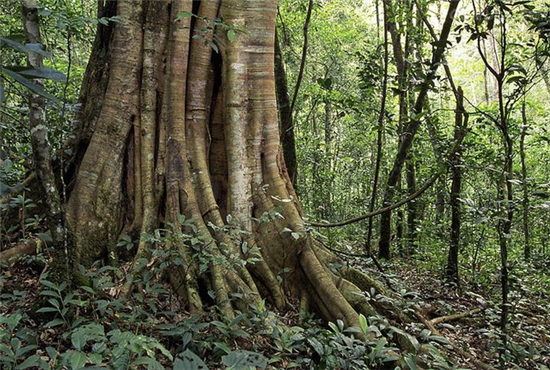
top-left (0, 249), bottom-right (470, 370)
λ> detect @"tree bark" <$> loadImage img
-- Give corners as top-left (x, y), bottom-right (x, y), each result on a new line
top-left (63, 0), bottom-right (407, 333)
top-left (21, 0), bottom-right (68, 281)
top-left (446, 87), bottom-right (467, 284)
top-left (405, 154), bottom-right (417, 255)
top-left (365, 0), bottom-right (389, 255)
top-left (425, 104), bottom-right (447, 236)
top-left (520, 101), bottom-right (530, 260)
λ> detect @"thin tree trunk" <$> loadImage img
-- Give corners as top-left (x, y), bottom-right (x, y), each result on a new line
top-left (275, 33), bottom-right (298, 186)
top-left (21, 0), bottom-right (68, 280)
top-left (406, 154), bottom-right (417, 255)
top-left (425, 105), bottom-right (446, 234)
top-left (536, 55), bottom-right (550, 97)
top-left (365, 0), bottom-right (389, 255)
top-left (482, 39), bottom-right (490, 103)
top-left (405, 4), bottom-right (423, 255)
top-left (520, 101), bottom-right (530, 260)
top-left (496, 80), bottom-right (513, 370)
top-left (378, 0), bottom-right (461, 259)
top-left (379, 0), bottom-right (406, 259)
top-left (283, 0), bottom-right (314, 184)
top-left (472, 4), bottom-right (513, 364)
top-left (446, 87), bottom-right (467, 284)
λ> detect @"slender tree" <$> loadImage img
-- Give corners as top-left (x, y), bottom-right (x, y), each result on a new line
top-left (21, 0), bottom-right (68, 280)
top-left (446, 87), bottom-right (467, 284)
top-left (520, 101), bottom-right (530, 260)
top-left (365, 0), bottom-right (389, 255)
top-left (378, 0), bottom-right (461, 259)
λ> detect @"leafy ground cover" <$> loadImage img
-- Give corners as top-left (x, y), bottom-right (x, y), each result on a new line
top-left (1, 242), bottom-right (549, 370)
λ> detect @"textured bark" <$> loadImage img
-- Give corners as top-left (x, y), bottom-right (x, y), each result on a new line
top-left (365, 0), bottom-right (389, 255)
top-left (379, 0), bottom-right (406, 260)
top-left (538, 57), bottom-right (550, 95)
top-left (405, 154), bottom-right (417, 254)
top-left (21, 0), bottom-right (68, 280)
top-left (65, 0), bottom-right (404, 332)
top-left (53, 2), bottom-right (118, 205)
top-left (425, 104), bottom-right (447, 234)
top-left (472, 4), bottom-right (514, 363)
top-left (446, 87), bottom-right (467, 284)
top-left (520, 102), bottom-right (530, 260)
top-left (0, 238), bottom-right (39, 266)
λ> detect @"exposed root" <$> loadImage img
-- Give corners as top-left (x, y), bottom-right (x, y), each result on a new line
top-left (430, 308), bottom-right (483, 326)
top-left (45, 1), bottom-right (480, 367)
top-left (0, 238), bottom-right (39, 266)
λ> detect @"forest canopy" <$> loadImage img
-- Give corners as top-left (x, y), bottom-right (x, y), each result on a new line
top-left (0, 0), bottom-right (549, 369)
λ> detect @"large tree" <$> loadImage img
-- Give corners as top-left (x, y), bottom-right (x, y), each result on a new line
top-left (61, 0), bottom-right (403, 329)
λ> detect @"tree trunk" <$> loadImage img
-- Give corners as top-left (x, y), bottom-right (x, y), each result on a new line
top-left (275, 33), bottom-right (298, 187)
top-left (538, 56), bottom-right (550, 95)
top-left (425, 103), bottom-right (447, 237)
top-left (378, 0), bottom-right (461, 259)
top-left (446, 87), bottom-right (466, 285)
top-left (405, 154), bottom-right (417, 255)
top-left (378, 0), bottom-right (407, 260)
top-left (21, 0), bottom-right (68, 281)
top-left (365, 0), bottom-right (389, 255)
top-left (64, 0), bottom-right (404, 330)
top-left (520, 101), bottom-right (530, 260)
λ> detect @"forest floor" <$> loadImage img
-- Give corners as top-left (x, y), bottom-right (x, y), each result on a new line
top-left (391, 260), bottom-right (550, 369)
top-left (1, 249), bottom-right (549, 369)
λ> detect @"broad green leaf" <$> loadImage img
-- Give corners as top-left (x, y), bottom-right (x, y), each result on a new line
top-left (206, 41), bottom-right (219, 54)
top-left (14, 67), bottom-right (67, 82)
top-left (15, 355), bottom-right (40, 369)
top-left (132, 357), bottom-right (164, 370)
top-left (175, 350), bottom-right (208, 370)
top-left (44, 318), bottom-right (65, 328)
top-left (35, 307), bottom-right (58, 314)
top-left (71, 330), bottom-right (86, 351)
top-left (222, 350), bottom-right (267, 369)
top-left (40, 280), bottom-right (58, 289)
top-left (359, 314), bottom-right (368, 334)
top-left (176, 11), bottom-right (194, 22)
top-left (40, 290), bottom-right (61, 299)
top-left (227, 29), bottom-right (235, 42)
top-left (45, 347), bottom-right (57, 361)
top-left (307, 337), bottom-right (324, 356)
top-left (0, 313), bottom-right (22, 331)
top-left (213, 342), bottom-right (231, 354)
top-left (16, 344), bottom-right (38, 357)
top-left (0, 343), bottom-right (15, 357)
top-left (69, 350), bottom-right (87, 370)
top-left (404, 355), bottom-right (417, 370)
top-left (1, 67), bottom-right (59, 102)
top-left (0, 37), bottom-right (52, 58)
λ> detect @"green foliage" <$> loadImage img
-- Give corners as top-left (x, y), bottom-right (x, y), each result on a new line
top-left (0, 247), bottom-right (474, 370)
top-left (175, 10), bottom-right (245, 53)
top-left (1, 0), bottom-right (550, 369)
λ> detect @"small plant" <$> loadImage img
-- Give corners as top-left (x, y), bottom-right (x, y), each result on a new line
top-left (35, 279), bottom-right (86, 329)
top-left (175, 11), bottom-right (246, 53)
top-left (0, 312), bottom-right (43, 369)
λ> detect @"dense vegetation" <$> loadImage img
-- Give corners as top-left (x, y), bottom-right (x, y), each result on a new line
top-left (1, 0), bottom-right (549, 369)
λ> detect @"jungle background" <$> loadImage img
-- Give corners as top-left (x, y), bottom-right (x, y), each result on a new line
top-left (1, 0), bottom-right (549, 369)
